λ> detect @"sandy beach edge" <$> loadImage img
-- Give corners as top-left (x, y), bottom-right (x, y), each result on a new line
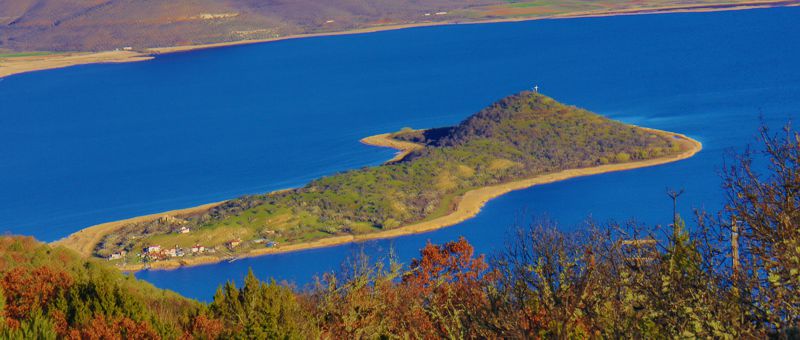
top-left (0, 51), bottom-right (153, 78)
top-left (57, 128), bottom-right (702, 272)
top-left (359, 133), bottom-right (424, 164)
top-left (2, 0), bottom-right (797, 79)
top-left (52, 202), bottom-right (226, 258)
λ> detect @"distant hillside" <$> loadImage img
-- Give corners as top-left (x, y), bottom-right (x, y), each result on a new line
top-left (0, 0), bottom-right (495, 51)
top-left (0, 0), bottom-right (792, 52)
top-left (88, 92), bottom-right (696, 267)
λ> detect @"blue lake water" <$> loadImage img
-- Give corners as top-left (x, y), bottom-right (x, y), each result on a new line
top-left (1, 7), bottom-right (799, 301)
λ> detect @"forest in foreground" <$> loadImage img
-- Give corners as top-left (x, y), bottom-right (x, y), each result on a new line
top-left (0, 122), bottom-right (798, 338)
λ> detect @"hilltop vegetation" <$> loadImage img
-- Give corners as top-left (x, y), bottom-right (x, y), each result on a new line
top-left (0, 0), bottom-right (783, 52)
top-left (91, 92), bottom-right (692, 265)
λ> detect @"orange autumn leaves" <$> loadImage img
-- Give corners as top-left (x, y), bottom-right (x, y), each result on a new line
top-left (309, 237), bottom-right (498, 339)
top-left (1, 266), bottom-right (72, 325)
top-left (0, 265), bottom-right (161, 339)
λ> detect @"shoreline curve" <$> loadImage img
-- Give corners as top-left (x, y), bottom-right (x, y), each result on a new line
top-left (2, 0), bottom-right (797, 79)
top-left (55, 128), bottom-right (702, 272)
top-left (359, 133), bottom-right (424, 164)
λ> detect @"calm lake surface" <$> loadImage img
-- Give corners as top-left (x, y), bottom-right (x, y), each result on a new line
top-left (1, 7), bottom-right (798, 300)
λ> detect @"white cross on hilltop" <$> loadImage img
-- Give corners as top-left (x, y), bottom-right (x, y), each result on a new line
top-left (533, 85), bottom-right (539, 93)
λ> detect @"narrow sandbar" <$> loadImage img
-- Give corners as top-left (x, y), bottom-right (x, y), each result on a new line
top-left (360, 133), bottom-right (424, 163)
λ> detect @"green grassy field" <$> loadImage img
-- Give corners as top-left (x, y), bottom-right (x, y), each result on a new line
top-left (0, 51), bottom-right (58, 58)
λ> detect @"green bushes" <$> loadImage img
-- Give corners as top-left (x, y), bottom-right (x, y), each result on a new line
top-left (209, 270), bottom-right (311, 339)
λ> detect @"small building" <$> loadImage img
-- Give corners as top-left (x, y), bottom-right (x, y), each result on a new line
top-left (266, 241), bottom-right (278, 248)
top-left (227, 239), bottom-right (242, 249)
top-left (435, 11), bottom-right (448, 15)
top-left (108, 250), bottom-right (127, 260)
top-left (165, 248), bottom-right (178, 257)
top-left (191, 245), bottom-right (205, 253)
top-left (179, 226), bottom-right (191, 234)
top-left (143, 245), bottom-right (161, 254)
top-left (122, 46), bottom-right (133, 51)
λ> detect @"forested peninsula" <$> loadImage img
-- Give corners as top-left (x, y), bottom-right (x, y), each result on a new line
top-left (56, 92), bottom-right (700, 269)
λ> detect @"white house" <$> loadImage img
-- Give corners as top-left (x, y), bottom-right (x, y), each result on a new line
top-left (108, 250), bottom-right (127, 260)
top-left (144, 245), bottom-right (161, 253)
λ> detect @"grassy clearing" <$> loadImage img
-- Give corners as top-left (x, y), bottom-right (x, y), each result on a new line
top-left (0, 51), bottom-right (59, 58)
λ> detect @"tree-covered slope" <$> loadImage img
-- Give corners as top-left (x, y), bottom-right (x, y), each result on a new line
top-left (95, 92), bottom-right (690, 263)
top-left (0, 236), bottom-right (206, 338)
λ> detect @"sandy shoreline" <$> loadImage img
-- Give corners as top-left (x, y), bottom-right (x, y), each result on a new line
top-left (58, 128), bottom-right (702, 272)
top-left (2, 0), bottom-right (796, 79)
top-left (53, 201), bottom-right (225, 258)
top-left (0, 51), bottom-right (152, 78)
top-left (360, 133), bottom-right (424, 163)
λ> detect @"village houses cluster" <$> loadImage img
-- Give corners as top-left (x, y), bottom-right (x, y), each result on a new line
top-left (140, 243), bottom-right (214, 261)
top-left (107, 225), bottom-right (280, 262)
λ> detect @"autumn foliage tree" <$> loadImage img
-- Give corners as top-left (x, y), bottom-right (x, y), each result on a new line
top-left (64, 315), bottom-right (159, 339)
top-left (1, 266), bottom-right (72, 327)
top-left (489, 223), bottom-right (603, 338)
top-left (401, 237), bottom-right (494, 338)
top-left (307, 237), bottom-right (493, 339)
top-left (0, 237), bottom-right (203, 339)
top-left (186, 315), bottom-right (224, 340)
top-left (712, 123), bottom-right (800, 334)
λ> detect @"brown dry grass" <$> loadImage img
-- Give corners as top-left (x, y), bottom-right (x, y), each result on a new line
top-left (0, 51), bottom-right (151, 78)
